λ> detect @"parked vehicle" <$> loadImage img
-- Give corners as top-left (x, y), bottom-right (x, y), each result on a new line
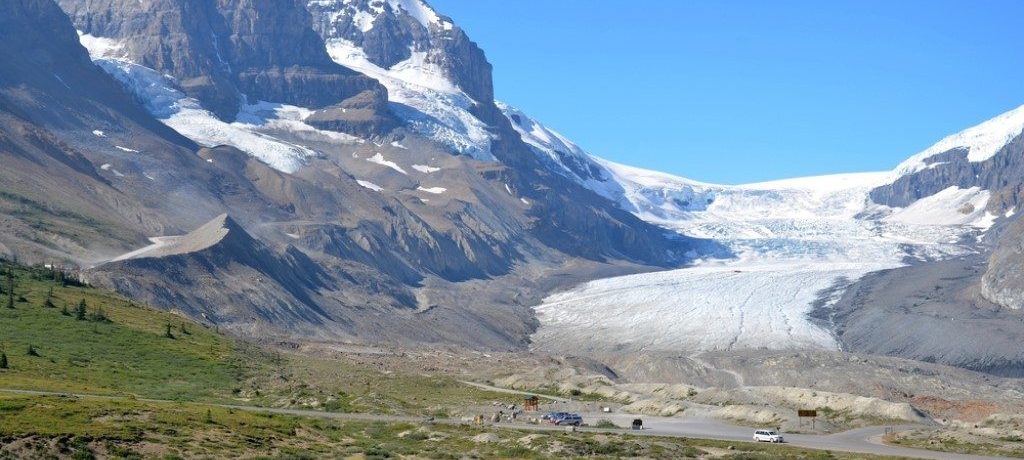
top-left (553, 413), bottom-right (583, 426)
top-left (542, 412), bottom-right (569, 421)
top-left (631, 418), bottom-right (643, 430)
top-left (753, 430), bottom-right (784, 443)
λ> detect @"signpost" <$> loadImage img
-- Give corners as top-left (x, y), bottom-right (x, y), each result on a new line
top-left (798, 410), bottom-right (817, 429)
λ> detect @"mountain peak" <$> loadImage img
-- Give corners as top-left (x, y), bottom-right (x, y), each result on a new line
top-left (308, 0), bottom-right (492, 104)
top-left (893, 103), bottom-right (1024, 179)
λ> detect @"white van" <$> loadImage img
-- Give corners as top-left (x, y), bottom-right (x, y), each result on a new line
top-left (753, 429), bottom-right (784, 443)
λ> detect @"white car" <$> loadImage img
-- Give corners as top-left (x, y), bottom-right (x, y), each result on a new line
top-left (753, 430), bottom-right (784, 443)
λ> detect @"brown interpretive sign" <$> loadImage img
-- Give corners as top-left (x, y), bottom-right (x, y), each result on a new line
top-left (798, 410), bottom-right (817, 418)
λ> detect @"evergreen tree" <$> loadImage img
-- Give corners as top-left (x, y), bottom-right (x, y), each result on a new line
top-left (61, 304), bottom-right (70, 316)
top-left (26, 345), bottom-right (38, 357)
top-left (164, 324), bottom-right (175, 339)
top-left (0, 352), bottom-right (7, 369)
top-left (75, 299), bottom-right (87, 320)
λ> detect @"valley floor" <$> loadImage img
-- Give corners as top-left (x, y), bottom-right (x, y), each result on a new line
top-left (1, 387), bottom-right (1009, 460)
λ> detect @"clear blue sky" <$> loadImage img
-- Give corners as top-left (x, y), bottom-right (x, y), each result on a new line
top-left (430, 0), bottom-right (1024, 184)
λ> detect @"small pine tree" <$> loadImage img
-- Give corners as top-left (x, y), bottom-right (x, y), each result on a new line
top-left (26, 345), bottom-right (39, 357)
top-left (0, 352), bottom-right (7, 369)
top-left (75, 299), bottom-right (87, 320)
top-left (205, 408), bottom-right (214, 424)
top-left (180, 322), bottom-right (190, 335)
top-left (61, 303), bottom-right (70, 316)
top-left (164, 324), bottom-right (175, 339)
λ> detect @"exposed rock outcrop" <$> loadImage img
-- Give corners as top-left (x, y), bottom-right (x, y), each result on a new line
top-left (870, 133), bottom-right (1024, 214)
top-left (305, 89), bottom-right (400, 137)
top-left (982, 215), bottom-right (1024, 311)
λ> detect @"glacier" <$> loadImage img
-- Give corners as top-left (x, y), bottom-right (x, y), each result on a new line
top-left (507, 105), bottom-right (1008, 354)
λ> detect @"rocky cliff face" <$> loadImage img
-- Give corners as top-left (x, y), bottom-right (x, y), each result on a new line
top-left (870, 133), bottom-right (1024, 214)
top-left (982, 215), bottom-right (1024, 311)
top-left (58, 0), bottom-right (390, 123)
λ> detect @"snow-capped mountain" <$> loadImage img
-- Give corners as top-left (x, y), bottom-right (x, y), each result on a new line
top-left (307, 0), bottom-right (497, 160)
top-left (7, 0), bottom-right (1024, 373)
top-left (10, 0), bottom-right (697, 349)
top-left (892, 104), bottom-right (1024, 178)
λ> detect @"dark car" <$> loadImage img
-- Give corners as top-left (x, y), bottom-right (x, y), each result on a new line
top-left (542, 411), bottom-right (569, 421)
top-left (553, 413), bottom-right (583, 426)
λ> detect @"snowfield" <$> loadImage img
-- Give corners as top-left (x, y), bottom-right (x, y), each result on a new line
top-left (78, 32), bottom-right (362, 174)
top-left (324, 38), bottom-right (496, 161)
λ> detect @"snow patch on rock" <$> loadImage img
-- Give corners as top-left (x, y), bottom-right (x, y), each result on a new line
top-left (77, 31), bottom-right (125, 59)
top-left (356, 180), bottom-right (383, 192)
top-left (367, 152), bottom-right (408, 175)
top-left (412, 164), bottom-right (440, 173)
top-left (417, 186), bottom-right (446, 194)
top-left (884, 186), bottom-right (995, 229)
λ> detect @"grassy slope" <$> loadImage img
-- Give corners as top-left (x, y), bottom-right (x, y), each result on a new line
top-left (887, 430), bottom-right (1024, 458)
top-left (0, 262), bottom-right (507, 413)
top-left (0, 262), bottom-right (252, 401)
